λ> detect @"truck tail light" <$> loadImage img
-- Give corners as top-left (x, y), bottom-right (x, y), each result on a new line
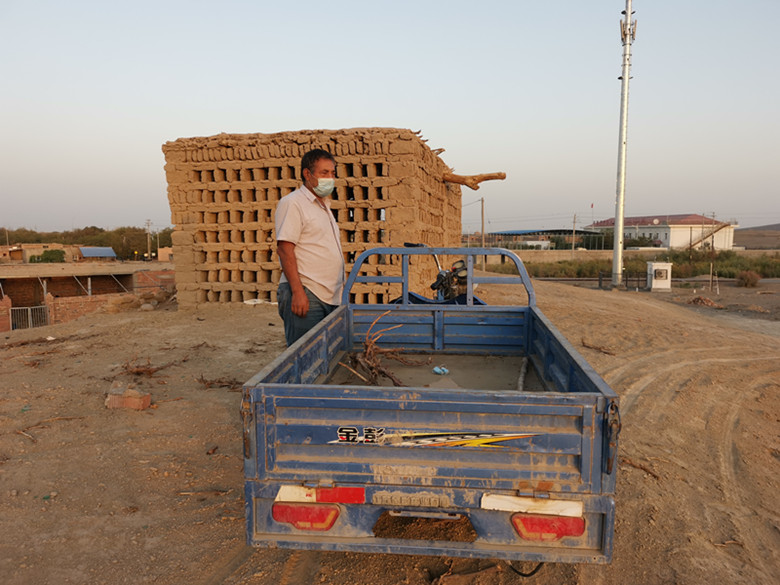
top-left (511, 513), bottom-right (585, 541)
top-left (274, 485), bottom-right (365, 505)
top-left (314, 487), bottom-right (365, 504)
top-left (272, 503), bottom-right (340, 531)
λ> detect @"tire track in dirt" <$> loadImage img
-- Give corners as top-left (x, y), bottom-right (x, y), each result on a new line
top-left (598, 347), bottom-right (729, 384)
top-left (278, 551), bottom-right (322, 585)
top-left (717, 374), bottom-right (778, 583)
top-left (530, 281), bottom-right (780, 584)
top-left (605, 354), bottom-right (776, 416)
top-left (205, 548), bottom-right (322, 585)
top-left (199, 544), bottom-right (257, 585)
top-left (598, 340), bottom-right (778, 584)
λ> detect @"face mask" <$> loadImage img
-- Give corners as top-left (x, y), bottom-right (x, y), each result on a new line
top-left (312, 177), bottom-right (335, 198)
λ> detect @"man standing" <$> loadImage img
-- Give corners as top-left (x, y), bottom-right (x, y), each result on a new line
top-left (275, 148), bottom-right (345, 346)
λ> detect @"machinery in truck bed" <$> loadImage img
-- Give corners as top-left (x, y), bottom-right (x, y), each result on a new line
top-left (242, 247), bottom-right (620, 564)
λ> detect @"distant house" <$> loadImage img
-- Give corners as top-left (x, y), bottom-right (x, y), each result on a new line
top-left (156, 246), bottom-right (173, 262)
top-left (0, 243), bottom-right (80, 263)
top-left (587, 214), bottom-right (737, 250)
top-left (0, 245), bottom-right (24, 263)
top-left (78, 247), bottom-right (118, 262)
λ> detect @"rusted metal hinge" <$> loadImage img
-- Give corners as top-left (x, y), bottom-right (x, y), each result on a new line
top-left (605, 401), bottom-right (621, 474)
top-left (240, 393), bottom-right (254, 459)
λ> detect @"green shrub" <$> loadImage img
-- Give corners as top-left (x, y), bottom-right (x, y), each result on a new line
top-left (735, 271), bottom-right (760, 287)
top-left (487, 263), bottom-right (520, 275)
top-left (40, 249), bottom-right (66, 263)
top-left (485, 251), bottom-right (779, 280)
top-left (29, 250), bottom-right (66, 263)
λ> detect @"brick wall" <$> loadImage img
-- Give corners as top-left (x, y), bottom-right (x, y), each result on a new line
top-left (1, 279), bottom-right (40, 306)
top-left (48, 275), bottom-right (128, 297)
top-left (45, 293), bottom-right (115, 326)
top-left (0, 276), bottom-right (130, 307)
top-left (162, 128), bottom-right (462, 308)
top-left (133, 270), bottom-right (175, 293)
top-left (0, 295), bottom-right (11, 333)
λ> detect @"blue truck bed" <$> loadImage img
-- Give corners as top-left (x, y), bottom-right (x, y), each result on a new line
top-left (242, 248), bottom-right (620, 564)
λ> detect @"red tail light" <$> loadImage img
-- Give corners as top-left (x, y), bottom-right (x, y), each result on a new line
top-left (315, 487), bottom-right (365, 504)
top-left (272, 503), bottom-right (340, 531)
top-left (511, 513), bottom-right (585, 541)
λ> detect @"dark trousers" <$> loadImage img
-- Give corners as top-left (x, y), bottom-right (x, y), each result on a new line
top-left (277, 282), bottom-right (338, 346)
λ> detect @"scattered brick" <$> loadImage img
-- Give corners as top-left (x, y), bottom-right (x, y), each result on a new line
top-left (105, 381), bottom-right (152, 410)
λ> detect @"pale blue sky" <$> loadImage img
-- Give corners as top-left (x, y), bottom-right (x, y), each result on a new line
top-left (1, 0), bottom-right (778, 234)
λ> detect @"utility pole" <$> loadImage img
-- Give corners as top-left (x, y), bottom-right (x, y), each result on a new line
top-left (611, 0), bottom-right (637, 287)
top-left (711, 212), bottom-right (716, 252)
top-left (480, 197), bottom-right (485, 270)
top-left (571, 214), bottom-right (577, 254)
top-left (145, 219), bottom-right (152, 261)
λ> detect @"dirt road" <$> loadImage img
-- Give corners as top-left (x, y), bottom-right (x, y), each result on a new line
top-left (1, 280), bottom-right (777, 585)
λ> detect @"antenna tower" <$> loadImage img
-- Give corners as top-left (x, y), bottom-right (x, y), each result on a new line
top-left (611, 0), bottom-right (637, 287)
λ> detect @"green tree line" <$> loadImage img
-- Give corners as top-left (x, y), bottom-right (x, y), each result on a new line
top-left (2, 226), bottom-right (173, 261)
top-left (488, 248), bottom-right (780, 279)
top-left (496, 230), bottom-right (655, 251)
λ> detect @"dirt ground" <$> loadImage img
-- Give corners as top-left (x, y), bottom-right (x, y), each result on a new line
top-left (1, 278), bottom-right (778, 585)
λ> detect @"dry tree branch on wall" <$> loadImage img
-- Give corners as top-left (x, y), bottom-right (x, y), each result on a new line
top-left (442, 172), bottom-right (507, 191)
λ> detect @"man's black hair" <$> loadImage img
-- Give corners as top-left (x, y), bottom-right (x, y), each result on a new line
top-left (301, 148), bottom-right (335, 180)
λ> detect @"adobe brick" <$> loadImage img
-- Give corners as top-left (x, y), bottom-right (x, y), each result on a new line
top-left (105, 382), bottom-right (151, 411)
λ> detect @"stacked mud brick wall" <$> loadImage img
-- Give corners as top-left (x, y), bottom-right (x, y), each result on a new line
top-left (162, 128), bottom-right (462, 308)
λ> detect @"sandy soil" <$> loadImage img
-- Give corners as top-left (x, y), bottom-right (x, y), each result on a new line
top-left (1, 279), bottom-right (777, 585)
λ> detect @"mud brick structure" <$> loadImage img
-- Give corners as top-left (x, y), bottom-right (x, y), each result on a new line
top-left (162, 128), bottom-right (462, 308)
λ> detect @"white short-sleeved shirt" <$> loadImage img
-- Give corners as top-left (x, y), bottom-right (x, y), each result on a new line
top-left (275, 185), bottom-right (345, 305)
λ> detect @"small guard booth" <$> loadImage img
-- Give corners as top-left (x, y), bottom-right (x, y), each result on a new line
top-left (647, 261), bottom-right (672, 292)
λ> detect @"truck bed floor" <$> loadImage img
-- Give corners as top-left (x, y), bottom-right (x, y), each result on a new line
top-left (323, 353), bottom-right (546, 392)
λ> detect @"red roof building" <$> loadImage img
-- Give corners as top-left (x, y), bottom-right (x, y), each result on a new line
top-left (586, 213), bottom-right (737, 250)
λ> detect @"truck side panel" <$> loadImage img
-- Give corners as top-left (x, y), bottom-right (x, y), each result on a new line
top-left (529, 308), bottom-right (616, 397)
top-left (349, 307), bottom-right (529, 354)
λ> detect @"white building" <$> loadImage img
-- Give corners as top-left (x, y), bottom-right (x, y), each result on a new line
top-left (587, 214), bottom-right (737, 250)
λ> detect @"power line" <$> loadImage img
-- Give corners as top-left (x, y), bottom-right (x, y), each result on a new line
top-left (462, 199), bottom-right (483, 208)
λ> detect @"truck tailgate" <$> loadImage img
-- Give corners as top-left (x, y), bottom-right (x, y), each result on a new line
top-left (245, 384), bottom-right (606, 494)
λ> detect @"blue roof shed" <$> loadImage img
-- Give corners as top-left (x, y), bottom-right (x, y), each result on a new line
top-left (79, 247), bottom-right (117, 259)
